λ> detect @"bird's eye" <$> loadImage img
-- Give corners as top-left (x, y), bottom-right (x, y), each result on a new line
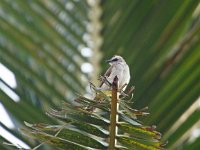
top-left (112, 58), bottom-right (118, 61)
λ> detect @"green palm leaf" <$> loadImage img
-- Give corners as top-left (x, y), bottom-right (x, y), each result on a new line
top-left (0, 0), bottom-right (199, 149)
top-left (20, 80), bottom-right (165, 149)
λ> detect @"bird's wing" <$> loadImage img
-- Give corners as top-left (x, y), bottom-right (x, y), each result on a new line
top-left (100, 64), bottom-right (124, 87)
top-left (108, 64), bottom-right (123, 81)
top-left (99, 65), bottom-right (113, 87)
top-left (104, 65), bottom-right (113, 77)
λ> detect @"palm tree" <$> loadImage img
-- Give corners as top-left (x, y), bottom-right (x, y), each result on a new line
top-left (0, 0), bottom-right (199, 149)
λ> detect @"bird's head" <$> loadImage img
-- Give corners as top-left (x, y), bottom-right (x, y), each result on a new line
top-left (106, 55), bottom-right (126, 65)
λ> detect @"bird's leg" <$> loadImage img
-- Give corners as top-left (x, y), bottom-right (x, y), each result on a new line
top-left (89, 82), bottom-right (109, 92)
top-left (119, 83), bottom-right (127, 91)
top-left (119, 91), bottom-right (128, 98)
top-left (126, 86), bottom-right (135, 95)
top-left (120, 86), bottom-right (135, 101)
top-left (118, 83), bottom-right (128, 97)
top-left (90, 77), bottom-right (110, 91)
top-left (99, 75), bottom-right (112, 87)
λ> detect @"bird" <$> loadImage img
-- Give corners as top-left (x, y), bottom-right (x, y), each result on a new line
top-left (86, 55), bottom-right (130, 112)
top-left (99, 55), bottom-right (130, 91)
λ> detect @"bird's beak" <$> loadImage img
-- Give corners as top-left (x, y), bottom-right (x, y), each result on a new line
top-left (106, 59), bottom-right (112, 63)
